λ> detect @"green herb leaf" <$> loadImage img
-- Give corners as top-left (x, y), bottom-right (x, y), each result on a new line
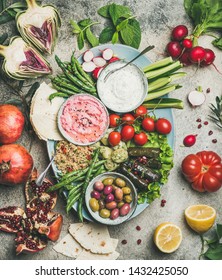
top-left (85, 27), bottom-right (99, 47)
top-left (77, 31), bottom-right (84, 50)
top-left (97, 5), bottom-right (111, 18)
top-left (0, 0), bottom-right (7, 12)
top-left (0, 32), bottom-right (7, 44)
top-left (216, 224), bottom-right (222, 240)
top-left (120, 18), bottom-right (141, 49)
top-left (204, 244), bottom-right (222, 260)
top-left (99, 26), bottom-right (115, 44)
top-left (70, 20), bottom-right (81, 34)
top-left (116, 18), bottom-right (129, 32)
top-left (109, 3), bottom-right (131, 25)
top-left (0, 12), bottom-right (13, 24)
top-left (78, 18), bottom-right (93, 28)
top-left (212, 37), bottom-right (222, 50)
top-left (6, 9), bottom-right (17, 17)
top-left (112, 31), bottom-right (119, 44)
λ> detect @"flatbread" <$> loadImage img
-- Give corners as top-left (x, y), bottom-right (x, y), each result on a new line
top-left (69, 223), bottom-right (118, 254)
top-left (30, 82), bottom-right (65, 141)
top-left (53, 234), bottom-right (83, 258)
top-left (76, 249), bottom-right (120, 260)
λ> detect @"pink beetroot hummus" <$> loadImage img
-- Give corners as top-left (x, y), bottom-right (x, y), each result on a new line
top-left (60, 94), bottom-right (109, 144)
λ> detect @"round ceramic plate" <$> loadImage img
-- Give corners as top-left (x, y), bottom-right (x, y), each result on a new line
top-left (85, 172), bottom-right (137, 225)
top-left (47, 43), bottom-right (175, 222)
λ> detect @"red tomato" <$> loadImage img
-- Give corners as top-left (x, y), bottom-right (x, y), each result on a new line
top-left (181, 151), bottom-right (222, 192)
top-left (109, 114), bottom-right (120, 128)
top-left (134, 132), bottom-right (148, 146)
top-left (155, 118), bottom-right (172, 134)
top-left (121, 125), bottom-right (135, 142)
top-left (108, 131), bottom-right (121, 146)
top-left (142, 117), bottom-right (155, 132)
top-left (134, 105), bottom-right (147, 117)
top-left (122, 113), bottom-right (135, 125)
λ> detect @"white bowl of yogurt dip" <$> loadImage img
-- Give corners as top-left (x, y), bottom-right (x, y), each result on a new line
top-left (97, 60), bottom-right (148, 113)
top-left (58, 94), bottom-right (109, 146)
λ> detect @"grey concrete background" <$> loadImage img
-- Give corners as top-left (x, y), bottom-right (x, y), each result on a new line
top-left (0, 0), bottom-right (222, 260)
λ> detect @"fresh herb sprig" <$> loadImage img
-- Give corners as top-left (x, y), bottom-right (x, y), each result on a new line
top-left (70, 18), bottom-right (99, 50)
top-left (0, 0), bottom-right (27, 24)
top-left (209, 95), bottom-right (222, 129)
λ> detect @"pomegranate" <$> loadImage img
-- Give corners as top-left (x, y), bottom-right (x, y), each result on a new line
top-left (0, 104), bottom-right (25, 144)
top-left (0, 169), bottom-right (63, 254)
top-left (0, 144), bottom-right (33, 186)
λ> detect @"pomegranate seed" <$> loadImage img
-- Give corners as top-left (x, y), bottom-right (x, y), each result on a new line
top-left (204, 121), bottom-right (208, 125)
top-left (137, 239), bottom-right (142, 245)
top-left (198, 124), bottom-right (202, 129)
top-left (136, 226), bottom-right (141, 231)
top-left (208, 130), bottom-right (213, 136)
top-left (161, 199), bottom-right (166, 207)
top-left (196, 118), bottom-right (201, 122)
top-left (212, 139), bottom-right (217, 143)
top-left (206, 88), bottom-right (211, 93)
top-left (121, 239), bottom-right (127, 245)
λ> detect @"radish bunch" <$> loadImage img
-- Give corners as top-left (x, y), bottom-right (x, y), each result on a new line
top-left (82, 48), bottom-right (119, 79)
top-left (166, 25), bottom-right (216, 67)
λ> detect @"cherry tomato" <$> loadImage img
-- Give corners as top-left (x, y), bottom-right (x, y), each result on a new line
top-left (108, 131), bottom-right (121, 146)
top-left (134, 132), bottom-right (148, 146)
top-left (109, 114), bottom-right (120, 128)
top-left (121, 125), bottom-right (135, 142)
top-left (134, 105), bottom-right (147, 117)
top-left (142, 117), bottom-right (155, 132)
top-left (122, 113), bottom-right (135, 125)
top-left (182, 151), bottom-right (222, 192)
top-left (155, 118), bottom-right (172, 134)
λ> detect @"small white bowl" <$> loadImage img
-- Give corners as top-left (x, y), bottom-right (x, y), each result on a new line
top-left (97, 60), bottom-right (148, 113)
top-left (57, 94), bottom-right (109, 146)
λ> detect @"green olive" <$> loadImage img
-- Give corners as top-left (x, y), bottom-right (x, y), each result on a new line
top-left (103, 178), bottom-right (114, 186)
top-left (117, 201), bottom-right (125, 208)
top-left (99, 209), bottom-right (111, 218)
top-left (124, 195), bottom-right (133, 203)
top-left (89, 198), bottom-right (99, 212)
top-left (115, 178), bottom-right (126, 188)
top-left (122, 187), bottom-right (131, 195)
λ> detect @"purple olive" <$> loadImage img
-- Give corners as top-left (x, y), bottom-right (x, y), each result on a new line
top-left (110, 208), bottom-right (119, 220)
top-left (105, 193), bottom-right (114, 203)
top-left (120, 203), bottom-right (131, 216)
top-left (94, 181), bottom-right (104, 192)
top-left (103, 185), bottom-right (113, 195)
top-left (91, 190), bottom-right (101, 200)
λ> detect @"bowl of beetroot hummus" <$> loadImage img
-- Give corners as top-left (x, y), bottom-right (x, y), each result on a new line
top-left (58, 94), bottom-right (109, 146)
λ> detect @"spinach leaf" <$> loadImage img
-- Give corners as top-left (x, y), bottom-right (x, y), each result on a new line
top-left (99, 26), bottom-right (115, 44)
top-left (120, 18), bottom-right (141, 49)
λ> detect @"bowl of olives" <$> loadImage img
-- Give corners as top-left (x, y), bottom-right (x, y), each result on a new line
top-left (85, 172), bottom-right (138, 225)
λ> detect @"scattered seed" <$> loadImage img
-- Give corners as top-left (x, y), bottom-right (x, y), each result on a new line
top-left (212, 139), bottom-right (217, 143)
top-left (208, 130), bottom-right (213, 136)
top-left (161, 199), bottom-right (166, 207)
top-left (121, 239), bottom-right (127, 245)
top-left (204, 121), bottom-right (208, 125)
top-left (196, 118), bottom-right (201, 122)
top-left (206, 88), bottom-right (211, 93)
top-left (137, 239), bottom-right (142, 245)
top-left (136, 226), bottom-right (141, 231)
top-left (198, 124), bottom-right (202, 129)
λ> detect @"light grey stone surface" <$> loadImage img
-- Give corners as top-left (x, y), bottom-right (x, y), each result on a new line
top-left (0, 0), bottom-right (222, 260)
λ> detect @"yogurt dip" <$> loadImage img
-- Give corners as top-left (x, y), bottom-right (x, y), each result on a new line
top-left (58, 94), bottom-right (109, 145)
top-left (97, 60), bottom-right (148, 113)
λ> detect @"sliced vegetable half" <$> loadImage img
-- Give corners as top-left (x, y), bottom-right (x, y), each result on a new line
top-left (16, 0), bottom-right (61, 54)
top-left (0, 37), bottom-right (52, 80)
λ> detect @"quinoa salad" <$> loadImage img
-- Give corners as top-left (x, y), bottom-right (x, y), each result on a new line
top-left (54, 140), bottom-right (94, 174)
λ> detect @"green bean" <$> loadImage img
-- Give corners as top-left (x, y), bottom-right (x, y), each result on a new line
top-left (52, 77), bottom-right (82, 93)
top-left (51, 83), bottom-right (78, 95)
top-left (55, 55), bottom-right (96, 94)
top-left (49, 92), bottom-right (69, 101)
top-left (66, 192), bottom-right (81, 213)
top-left (78, 149), bottom-right (100, 222)
top-left (74, 56), bottom-right (95, 86)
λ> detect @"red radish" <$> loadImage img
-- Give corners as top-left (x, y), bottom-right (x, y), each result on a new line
top-left (83, 50), bottom-right (94, 62)
top-left (180, 51), bottom-right (192, 66)
top-left (92, 56), bottom-right (107, 67)
top-left (189, 46), bottom-right (206, 63)
top-left (172, 25), bottom-right (188, 41)
top-left (109, 56), bottom-right (120, 63)
top-left (102, 48), bottom-right (114, 60)
top-left (188, 90), bottom-right (206, 107)
top-left (82, 61), bottom-right (96, 72)
top-left (182, 38), bottom-right (193, 49)
top-left (92, 67), bottom-right (103, 79)
top-left (166, 41), bottom-right (182, 58)
top-left (183, 134), bottom-right (197, 147)
top-left (200, 49), bottom-right (215, 66)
